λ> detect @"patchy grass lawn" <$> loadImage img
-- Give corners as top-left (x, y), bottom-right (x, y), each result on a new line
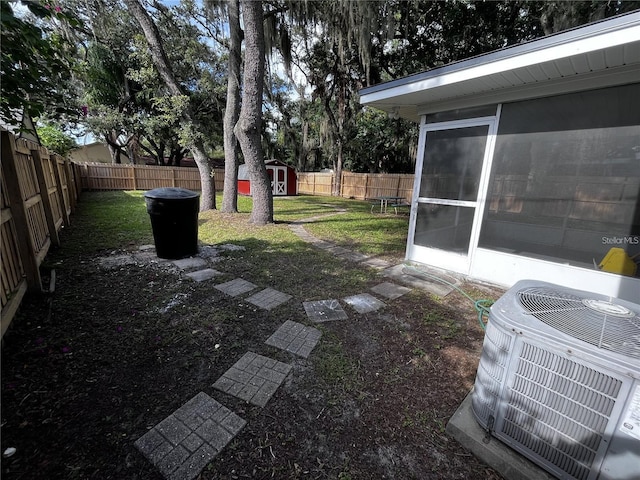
top-left (1, 192), bottom-right (502, 480)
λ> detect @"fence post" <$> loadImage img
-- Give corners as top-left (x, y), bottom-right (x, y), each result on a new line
top-left (71, 162), bottom-right (82, 198)
top-left (30, 147), bottom-right (60, 246)
top-left (51, 155), bottom-right (71, 226)
top-left (364, 174), bottom-right (370, 200)
top-left (1, 131), bottom-right (42, 291)
top-left (64, 158), bottom-right (78, 209)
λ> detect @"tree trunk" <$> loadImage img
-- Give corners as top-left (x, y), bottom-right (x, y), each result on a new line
top-left (235, 0), bottom-right (272, 225)
top-left (192, 139), bottom-right (215, 210)
top-left (333, 139), bottom-right (343, 197)
top-left (222, 0), bottom-right (242, 213)
top-left (124, 0), bottom-right (216, 210)
top-left (105, 132), bottom-right (123, 164)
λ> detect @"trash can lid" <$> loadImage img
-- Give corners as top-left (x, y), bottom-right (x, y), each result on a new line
top-left (144, 187), bottom-right (199, 199)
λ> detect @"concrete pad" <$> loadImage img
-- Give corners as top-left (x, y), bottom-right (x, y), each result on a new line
top-left (303, 299), bottom-right (348, 323)
top-left (214, 279), bottom-right (257, 297)
top-left (343, 293), bottom-right (386, 314)
top-left (371, 282), bottom-right (412, 300)
top-left (219, 244), bottom-right (245, 251)
top-left (98, 254), bottom-right (137, 269)
top-left (245, 288), bottom-right (292, 310)
top-left (446, 392), bottom-right (555, 480)
top-left (213, 352), bottom-right (292, 407)
top-left (381, 264), bottom-right (460, 297)
top-left (135, 392), bottom-right (245, 480)
top-left (361, 257), bottom-right (391, 269)
top-left (173, 257), bottom-right (208, 270)
top-left (335, 250), bottom-right (370, 263)
top-left (185, 269), bottom-right (223, 282)
top-left (133, 251), bottom-right (165, 264)
top-left (197, 245), bottom-right (221, 259)
top-left (265, 320), bottom-right (322, 358)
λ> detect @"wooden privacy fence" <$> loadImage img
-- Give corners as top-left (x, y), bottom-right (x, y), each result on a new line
top-left (77, 163), bottom-right (225, 192)
top-left (339, 172), bottom-right (414, 201)
top-left (76, 165), bottom-right (415, 201)
top-left (1, 130), bottom-right (80, 338)
top-left (296, 172), bottom-right (334, 196)
top-left (297, 171), bottom-right (414, 201)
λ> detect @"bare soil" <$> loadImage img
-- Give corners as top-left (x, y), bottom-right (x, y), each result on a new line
top-left (1, 244), bottom-right (504, 480)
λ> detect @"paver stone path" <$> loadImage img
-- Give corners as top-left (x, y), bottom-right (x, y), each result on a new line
top-left (134, 392), bottom-right (246, 480)
top-left (343, 293), bottom-right (386, 314)
top-left (303, 299), bottom-right (349, 323)
top-left (213, 352), bottom-right (292, 407)
top-left (265, 320), bottom-right (322, 358)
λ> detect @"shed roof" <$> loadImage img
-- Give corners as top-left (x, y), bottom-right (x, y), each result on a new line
top-left (359, 11), bottom-right (640, 122)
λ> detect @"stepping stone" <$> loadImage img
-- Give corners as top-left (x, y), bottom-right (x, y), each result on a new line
top-left (343, 293), bottom-right (386, 314)
top-left (213, 352), bottom-right (292, 407)
top-left (139, 244), bottom-right (156, 251)
top-left (245, 288), bottom-right (292, 310)
top-left (185, 268), bottom-right (223, 282)
top-left (198, 245), bottom-right (221, 259)
top-left (134, 392), bottom-right (245, 480)
top-left (98, 254), bottom-right (136, 269)
top-left (134, 251), bottom-right (167, 263)
top-left (303, 299), bottom-right (348, 323)
top-left (328, 246), bottom-right (369, 262)
top-left (219, 244), bottom-right (245, 251)
top-left (371, 282), bottom-right (412, 300)
top-left (381, 264), bottom-right (457, 297)
top-left (173, 257), bottom-right (208, 270)
top-left (361, 257), bottom-right (391, 269)
top-left (215, 278), bottom-right (258, 297)
top-left (265, 320), bottom-right (322, 358)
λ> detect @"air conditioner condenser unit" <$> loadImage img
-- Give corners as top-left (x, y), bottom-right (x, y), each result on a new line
top-left (471, 280), bottom-right (640, 480)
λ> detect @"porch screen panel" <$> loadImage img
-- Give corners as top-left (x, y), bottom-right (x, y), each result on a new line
top-left (414, 204), bottom-right (475, 252)
top-left (479, 84), bottom-right (640, 273)
top-left (419, 126), bottom-right (488, 201)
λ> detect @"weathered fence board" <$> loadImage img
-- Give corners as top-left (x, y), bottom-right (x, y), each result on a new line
top-left (340, 172), bottom-right (414, 201)
top-left (296, 172), bottom-right (334, 196)
top-left (76, 163), bottom-right (224, 192)
top-left (1, 130), bottom-right (78, 338)
top-left (77, 165), bottom-right (416, 202)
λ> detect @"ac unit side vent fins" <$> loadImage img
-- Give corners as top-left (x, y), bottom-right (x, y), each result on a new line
top-left (496, 343), bottom-right (627, 479)
top-left (502, 418), bottom-right (591, 480)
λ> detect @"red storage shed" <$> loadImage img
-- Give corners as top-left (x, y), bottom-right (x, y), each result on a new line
top-left (238, 160), bottom-right (298, 196)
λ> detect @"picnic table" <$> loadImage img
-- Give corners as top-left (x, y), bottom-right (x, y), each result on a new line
top-left (370, 196), bottom-right (408, 214)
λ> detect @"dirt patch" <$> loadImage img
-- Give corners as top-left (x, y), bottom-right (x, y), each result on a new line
top-left (1, 246), bottom-right (504, 480)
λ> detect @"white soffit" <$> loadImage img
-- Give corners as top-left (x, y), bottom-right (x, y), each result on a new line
top-left (360, 12), bottom-right (640, 121)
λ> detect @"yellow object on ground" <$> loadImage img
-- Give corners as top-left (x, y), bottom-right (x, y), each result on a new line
top-left (598, 247), bottom-right (638, 276)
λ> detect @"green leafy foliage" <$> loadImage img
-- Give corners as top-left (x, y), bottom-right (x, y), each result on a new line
top-left (36, 122), bottom-right (77, 156)
top-left (0, 1), bottom-right (80, 127)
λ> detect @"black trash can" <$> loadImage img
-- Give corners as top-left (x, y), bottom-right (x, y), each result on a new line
top-left (144, 187), bottom-right (200, 259)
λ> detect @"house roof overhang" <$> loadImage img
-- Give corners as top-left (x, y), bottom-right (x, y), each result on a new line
top-left (359, 11), bottom-right (640, 122)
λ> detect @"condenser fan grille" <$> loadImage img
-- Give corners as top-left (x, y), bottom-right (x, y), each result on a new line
top-left (517, 287), bottom-right (640, 360)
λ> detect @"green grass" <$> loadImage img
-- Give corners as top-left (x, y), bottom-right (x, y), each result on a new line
top-left (50, 191), bottom-right (409, 298)
top-left (58, 192), bottom-right (408, 258)
top-left (314, 334), bottom-right (362, 394)
top-left (49, 191), bottom-right (153, 260)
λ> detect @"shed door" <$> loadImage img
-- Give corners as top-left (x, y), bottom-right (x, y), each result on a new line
top-left (407, 117), bottom-right (497, 273)
top-left (271, 167), bottom-right (287, 195)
